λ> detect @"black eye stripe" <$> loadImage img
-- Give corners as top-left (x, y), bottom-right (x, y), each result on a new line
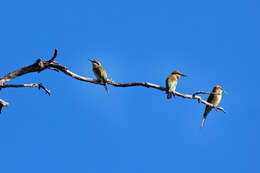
top-left (93, 61), bottom-right (99, 64)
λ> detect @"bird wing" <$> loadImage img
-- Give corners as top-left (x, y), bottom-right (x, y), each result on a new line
top-left (203, 93), bottom-right (214, 118)
top-left (93, 67), bottom-right (102, 81)
top-left (165, 77), bottom-right (169, 93)
top-left (99, 67), bottom-right (108, 83)
top-left (207, 93), bottom-right (214, 102)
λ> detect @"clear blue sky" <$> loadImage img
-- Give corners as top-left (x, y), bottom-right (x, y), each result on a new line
top-left (0, 0), bottom-right (259, 172)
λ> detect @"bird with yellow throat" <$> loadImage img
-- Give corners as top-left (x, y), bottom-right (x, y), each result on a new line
top-left (201, 85), bottom-right (224, 127)
top-left (166, 70), bottom-right (186, 99)
top-left (89, 59), bottom-right (109, 94)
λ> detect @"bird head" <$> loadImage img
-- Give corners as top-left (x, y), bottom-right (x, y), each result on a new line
top-left (171, 70), bottom-right (187, 78)
top-left (88, 59), bottom-right (102, 67)
top-left (212, 85), bottom-right (224, 94)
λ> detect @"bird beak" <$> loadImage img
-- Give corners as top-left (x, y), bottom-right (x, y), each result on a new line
top-left (180, 74), bottom-right (187, 77)
top-left (88, 59), bottom-right (94, 63)
top-left (220, 87), bottom-right (228, 94)
top-left (223, 89), bottom-right (228, 95)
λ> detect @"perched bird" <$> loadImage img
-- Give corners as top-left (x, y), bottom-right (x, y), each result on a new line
top-left (89, 59), bottom-right (109, 94)
top-left (165, 70), bottom-right (186, 99)
top-left (201, 85), bottom-right (223, 127)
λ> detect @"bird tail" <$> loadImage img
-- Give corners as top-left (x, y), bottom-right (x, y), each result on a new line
top-left (200, 117), bottom-right (206, 127)
top-left (167, 92), bottom-right (172, 99)
top-left (201, 107), bottom-right (211, 127)
top-left (104, 83), bottom-right (109, 94)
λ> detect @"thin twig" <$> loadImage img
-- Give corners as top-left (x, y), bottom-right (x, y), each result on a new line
top-left (192, 91), bottom-right (221, 97)
top-left (192, 91), bottom-right (211, 96)
top-left (0, 83), bottom-right (51, 95)
top-left (0, 99), bottom-right (8, 114)
top-left (49, 48), bottom-right (58, 62)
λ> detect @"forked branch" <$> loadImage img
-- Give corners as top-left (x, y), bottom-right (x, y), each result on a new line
top-left (0, 83), bottom-right (51, 95)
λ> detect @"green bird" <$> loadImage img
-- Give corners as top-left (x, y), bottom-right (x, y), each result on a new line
top-left (201, 85), bottom-right (223, 127)
top-left (166, 70), bottom-right (186, 99)
top-left (89, 59), bottom-right (109, 94)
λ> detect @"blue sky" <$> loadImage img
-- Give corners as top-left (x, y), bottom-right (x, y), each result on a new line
top-left (0, 0), bottom-right (259, 172)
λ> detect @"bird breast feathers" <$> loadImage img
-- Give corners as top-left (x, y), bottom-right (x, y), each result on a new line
top-left (167, 76), bottom-right (177, 90)
top-left (211, 94), bottom-right (222, 105)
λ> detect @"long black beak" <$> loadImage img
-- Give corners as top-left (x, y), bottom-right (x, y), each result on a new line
top-left (181, 74), bottom-right (187, 77)
top-left (88, 59), bottom-right (94, 63)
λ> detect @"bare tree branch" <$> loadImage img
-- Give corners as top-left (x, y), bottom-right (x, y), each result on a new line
top-left (49, 48), bottom-right (58, 62)
top-left (0, 99), bottom-right (8, 114)
top-left (192, 91), bottom-right (222, 96)
top-left (192, 91), bottom-right (212, 96)
top-left (0, 49), bottom-right (226, 114)
top-left (0, 83), bottom-right (51, 95)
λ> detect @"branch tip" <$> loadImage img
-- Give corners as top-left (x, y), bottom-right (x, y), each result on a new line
top-left (50, 48), bottom-right (58, 62)
top-left (38, 83), bottom-right (51, 96)
top-left (0, 99), bottom-right (9, 114)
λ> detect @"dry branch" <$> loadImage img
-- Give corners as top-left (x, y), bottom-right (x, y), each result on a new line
top-left (0, 49), bottom-right (226, 114)
top-left (192, 91), bottom-right (212, 96)
top-left (0, 83), bottom-right (51, 95)
top-left (0, 99), bottom-right (8, 113)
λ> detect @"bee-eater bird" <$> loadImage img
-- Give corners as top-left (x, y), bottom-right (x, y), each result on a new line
top-left (88, 59), bottom-right (109, 94)
top-left (201, 85), bottom-right (223, 127)
top-left (165, 70), bottom-right (186, 99)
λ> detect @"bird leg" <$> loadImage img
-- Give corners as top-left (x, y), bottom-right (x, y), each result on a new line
top-left (213, 105), bottom-right (219, 111)
top-left (172, 91), bottom-right (176, 98)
